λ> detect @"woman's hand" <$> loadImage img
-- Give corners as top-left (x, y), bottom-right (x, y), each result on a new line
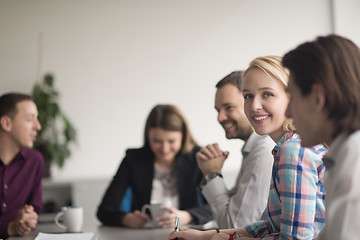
top-left (168, 228), bottom-right (216, 240)
top-left (121, 210), bottom-right (150, 228)
top-left (210, 232), bottom-right (229, 240)
top-left (157, 206), bottom-right (193, 228)
top-left (210, 228), bottom-right (256, 240)
top-left (210, 233), bottom-right (256, 240)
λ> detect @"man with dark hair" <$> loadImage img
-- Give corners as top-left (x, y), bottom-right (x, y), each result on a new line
top-left (0, 93), bottom-right (44, 238)
top-left (196, 71), bottom-right (274, 228)
top-left (284, 35), bottom-right (360, 240)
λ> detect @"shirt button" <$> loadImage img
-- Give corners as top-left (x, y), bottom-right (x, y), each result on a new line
top-left (3, 203), bottom-right (6, 208)
top-left (4, 184), bottom-right (8, 189)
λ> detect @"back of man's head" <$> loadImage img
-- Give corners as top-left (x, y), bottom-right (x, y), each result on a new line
top-left (0, 93), bottom-right (33, 120)
top-left (216, 71), bottom-right (243, 91)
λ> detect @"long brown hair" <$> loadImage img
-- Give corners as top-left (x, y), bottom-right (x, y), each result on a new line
top-left (144, 104), bottom-right (198, 154)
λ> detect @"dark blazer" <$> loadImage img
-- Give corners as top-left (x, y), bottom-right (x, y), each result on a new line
top-left (97, 146), bottom-right (213, 226)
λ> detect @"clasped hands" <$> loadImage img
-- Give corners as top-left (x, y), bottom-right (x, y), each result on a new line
top-left (7, 204), bottom-right (38, 237)
top-left (196, 143), bottom-right (229, 175)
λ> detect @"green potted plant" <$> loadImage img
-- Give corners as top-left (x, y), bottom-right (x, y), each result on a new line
top-left (32, 74), bottom-right (77, 177)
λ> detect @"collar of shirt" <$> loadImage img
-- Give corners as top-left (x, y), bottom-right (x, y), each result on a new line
top-left (271, 131), bottom-right (295, 156)
top-left (242, 132), bottom-right (260, 158)
top-left (0, 149), bottom-right (25, 166)
top-left (324, 131), bottom-right (359, 171)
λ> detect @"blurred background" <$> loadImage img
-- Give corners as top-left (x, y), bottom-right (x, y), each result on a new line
top-left (1, 0), bottom-right (359, 224)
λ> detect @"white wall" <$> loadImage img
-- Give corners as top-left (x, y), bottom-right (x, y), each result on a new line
top-left (333, 0), bottom-right (360, 44)
top-left (1, 0), bottom-right (357, 185)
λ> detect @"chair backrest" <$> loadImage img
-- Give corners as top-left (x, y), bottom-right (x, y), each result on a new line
top-left (119, 187), bottom-right (132, 212)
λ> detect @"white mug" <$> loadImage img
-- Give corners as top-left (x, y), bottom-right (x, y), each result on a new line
top-left (55, 206), bottom-right (83, 232)
top-left (141, 203), bottom-right (168, 228)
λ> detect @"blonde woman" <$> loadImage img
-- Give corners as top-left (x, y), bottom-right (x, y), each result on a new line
top-left (169, 56), bottom-right (327, 240)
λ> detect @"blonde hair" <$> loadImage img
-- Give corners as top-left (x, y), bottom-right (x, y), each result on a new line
top-left (243, 55), bottom-right (296, 132)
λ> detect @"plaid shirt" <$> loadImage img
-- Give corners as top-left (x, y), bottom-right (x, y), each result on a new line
top-left (245, 132), bottom-right (327, 239)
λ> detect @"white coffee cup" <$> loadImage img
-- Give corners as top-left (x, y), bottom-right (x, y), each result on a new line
top-left (55, 206), bottom-right (83, 232)
top-left (141, 203), bottom-right (168, 228)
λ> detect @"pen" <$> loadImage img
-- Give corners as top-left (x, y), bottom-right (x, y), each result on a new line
top-left (174, 215), bottom-right (179, 232)
top-left (174, 216), bottom-right (179, 240)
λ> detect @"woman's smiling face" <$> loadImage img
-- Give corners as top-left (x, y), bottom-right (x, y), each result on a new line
top-left (242, 68), bottom-right (289, 143)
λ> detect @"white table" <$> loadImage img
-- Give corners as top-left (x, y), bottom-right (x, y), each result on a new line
top-left (7, 223), bottom-right (174, 240)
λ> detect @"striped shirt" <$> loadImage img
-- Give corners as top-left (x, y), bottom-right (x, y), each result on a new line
top-left (245, 132), bottom-right (327, 239)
